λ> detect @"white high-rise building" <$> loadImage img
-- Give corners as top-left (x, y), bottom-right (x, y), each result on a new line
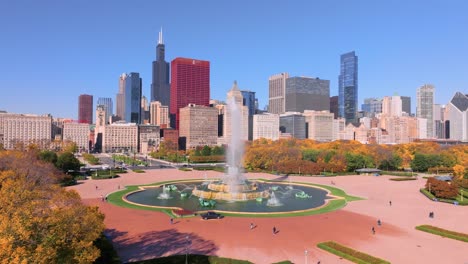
top-left (224, 81), bottom-right (249, 143)
top-left (0, 113), bottom-right (52, 149)
top-left (303, 110), bottom-right (334, 141)
top-left (445, 92), bottom-right (468, 142)
top-left (150, 101), bottom-right (169, 128)
top-left (253, 113), bottom-right (280, 141)
top-left (382, 95), bottom-right (402, 117)
top-left (63, 123), bottom-right (90, 152)
top-left (417, 84), bottom-right (435, 138)
top-left (102, 122), bottom-right (138, 153)
top-left (268, 73), bottom-right (289, 114)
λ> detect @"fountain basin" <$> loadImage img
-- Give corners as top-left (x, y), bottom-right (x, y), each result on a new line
top-left (125, 180), bottom-right (334, 213)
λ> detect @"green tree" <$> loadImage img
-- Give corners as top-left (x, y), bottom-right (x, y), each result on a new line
top-left (345, 153), bottom-right (375, 172)
top-left (38, 150), bottom-right (58, 164)
top-left (302, 149), bottom-right (321, 162)
top-left (379, 154), bottom-right (402, 171)
top-left (212, 145), bottom-right (225, 155)
top-left (201, 145), bottom-right (211, 156)
top-left (56, 152), bottom-right (81, 173)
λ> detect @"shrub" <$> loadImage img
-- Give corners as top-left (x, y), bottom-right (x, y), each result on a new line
top-left (426, 178), bottom-right (459, 199)
top-left (390, 177), bottom-right (417, 181)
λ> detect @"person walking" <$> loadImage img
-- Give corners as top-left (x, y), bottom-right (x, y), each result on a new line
top-left (273, 226), bottom-right (277, 235)
top-left (377, 219), bottom-right (381, 226)
top-left (389, 200), bottom-right (392, 206)
top-left (250, 223), bottom-right (254, 230)
top-left (372, 227), bottom-right (375, 235)
top-left (170, 218), bottom-right (174, 225)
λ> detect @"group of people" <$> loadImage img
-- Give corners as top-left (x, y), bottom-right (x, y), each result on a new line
top-left (429, 211), bottom-right (435, 218)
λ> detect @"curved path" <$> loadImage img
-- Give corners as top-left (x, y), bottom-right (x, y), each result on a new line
top-left (69, 170), bottom-right (468, 263)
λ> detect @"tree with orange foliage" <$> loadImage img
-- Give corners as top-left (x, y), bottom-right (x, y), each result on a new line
top-left (0, 151), bottom-right (105, 263)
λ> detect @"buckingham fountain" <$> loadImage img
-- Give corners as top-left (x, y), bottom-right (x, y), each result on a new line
top-left (124, 81), bottom-right (334, 214)
top-left (191, 82), bottom-right (270, 201)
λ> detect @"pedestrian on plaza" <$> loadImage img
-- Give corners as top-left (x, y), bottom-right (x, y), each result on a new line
top-left (377, 219), bottom-right (381, 226)
top-left (389, 200), bottom-right (392, 206)
top-left (273, 226), bottom-right (277, 234)
top-left (170, 218), bottom-right (174, 225)
top-left (372, 227), bottom-right (375, 235)
top-left (250, 223), bottom-right (254, 230)
top-left (96, 185), bottom-right (98, 190)
top-left (101, 195), bottom-right (104, 202)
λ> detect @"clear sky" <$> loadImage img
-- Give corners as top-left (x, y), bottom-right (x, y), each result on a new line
top-left (1, 0), bottom-right (467, 119)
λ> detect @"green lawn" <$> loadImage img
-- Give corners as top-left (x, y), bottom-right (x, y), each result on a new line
top-left (317, 241), bottom-right (390, 264)
top-left (415, 225), bottom-right (468, 243)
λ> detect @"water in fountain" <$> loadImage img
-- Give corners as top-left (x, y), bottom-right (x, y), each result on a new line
top-left (267, 191), bottom-right (282, 207)
top-left (158, 185), bottom-right (171, 199)
top-left (202, 173), bottom-right (209, 185)
top-left (222, 94), bottom-right (247, 190)
top-left (286, 177), bottom-right (293, 190)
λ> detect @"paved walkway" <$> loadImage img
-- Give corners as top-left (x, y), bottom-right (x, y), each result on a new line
top-left (69, 170), bottom-right (468, 263)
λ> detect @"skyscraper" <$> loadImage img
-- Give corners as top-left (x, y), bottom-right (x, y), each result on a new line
top-left (416, 84), bottom-right (435, 138)
top-left (151, 29), bottom-right (170, 106)
top-left (401, 96), bottom-right (411, 115)
top-left (78, 94), bottom-right (93, 124)
top-left (97, 97), bottom-right (113, 124)
top-left (338, 51), bottom-right (358, 124)
top-left (285, 76), bottom-right (330, 112)
top-left (170, 57), bottom-right (210, 130)
top-left (241, 90), bottom-right (256, 140)
top-left (116, 73), bottom-right (126, 120)
top-left (124, 72), bottom-right (142, 124)
top-left (330, 96), bottom-right (339, 119)
top-left (268, 73), bottom-right (289, 114)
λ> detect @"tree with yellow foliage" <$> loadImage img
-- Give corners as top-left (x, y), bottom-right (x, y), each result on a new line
top-left (0, 151), bottom-right (105, 263)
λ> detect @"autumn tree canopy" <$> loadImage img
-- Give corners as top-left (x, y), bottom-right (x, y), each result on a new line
top-left (0, 151), bottom-right (105, 263)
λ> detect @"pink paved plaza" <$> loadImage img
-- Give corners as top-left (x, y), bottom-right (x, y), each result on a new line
top-left (69, 169), bottom-right (468, 263)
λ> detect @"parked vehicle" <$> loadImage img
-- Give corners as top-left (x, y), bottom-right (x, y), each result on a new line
top-left (200, 211), bottom-right (223, 220)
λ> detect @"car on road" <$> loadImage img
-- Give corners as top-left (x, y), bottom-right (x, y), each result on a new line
top-left (200, 211), bottom-right (223, 220)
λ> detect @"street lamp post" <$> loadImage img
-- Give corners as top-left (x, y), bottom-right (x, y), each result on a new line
top-left (185, 235), bottom-right (190, 264)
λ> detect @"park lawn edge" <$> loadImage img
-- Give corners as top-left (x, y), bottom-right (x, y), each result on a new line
top-left (317, 241), bottom-right (391, 264)
top-left (415, 225), bottom-right (468, 243)
top-left (106, 178), bottom-right (363, 218)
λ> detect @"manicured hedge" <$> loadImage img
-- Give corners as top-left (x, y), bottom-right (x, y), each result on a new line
top-left (389, 177), bottom-right (417, 181)
top-left (420, 188), bottom-right (468, 205)
top-left (317, 241), bottom-right (390, 264)
top-left (415, 225), bottom-right (468, 243)
top-left (178, 168), bottom-right (192, 171)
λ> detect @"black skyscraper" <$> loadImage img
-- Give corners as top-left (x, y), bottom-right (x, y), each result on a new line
top-left (151, 29), bottom-right (170, 106)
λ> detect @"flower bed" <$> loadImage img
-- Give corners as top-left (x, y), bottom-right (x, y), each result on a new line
top-left (415, 225), bottom-right (468, 243)
top-left (317, 241), bottom-right (390, 264)
top-left (172, 209), bottom-right (195, 217)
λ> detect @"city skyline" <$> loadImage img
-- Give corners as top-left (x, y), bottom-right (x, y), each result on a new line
top-left (1, 1), bottom-right (467, 119)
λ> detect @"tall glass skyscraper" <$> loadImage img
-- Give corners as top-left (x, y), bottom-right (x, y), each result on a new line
top-left (151, 29), bottom-right (170, 106)
top-left (97, 97), bottom-right (113, 124)
top-left (417, 84), bottom-right (435, 138)
top-left (124, 72), bottom-right (142, 124)
top-left (338, 51), bottom-right (358, 124)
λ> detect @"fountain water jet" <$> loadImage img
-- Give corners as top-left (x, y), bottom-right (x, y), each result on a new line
top-left (192, 81), bottom-right (269, 201)
top-left (158, 185), bottom-right (171, 199)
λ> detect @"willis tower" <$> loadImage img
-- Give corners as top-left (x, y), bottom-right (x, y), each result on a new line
top-left (151, 28), bottom-right (170, 106)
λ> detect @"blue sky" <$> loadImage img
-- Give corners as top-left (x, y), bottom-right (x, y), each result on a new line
top-left (1, 0), bottom-right (467, 119)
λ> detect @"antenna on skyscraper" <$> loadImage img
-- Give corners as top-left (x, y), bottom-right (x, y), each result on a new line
top-left (158, 27), bottom-right (164, 45)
